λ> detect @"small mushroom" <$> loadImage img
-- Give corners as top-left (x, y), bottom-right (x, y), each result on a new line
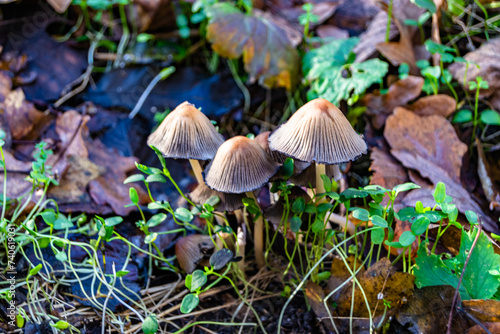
top-left (175, 234), bottom-right (214, 273)
top-left (204, 136), bottom-right (280, 268)
top-left (268, 98), bottom-right (367, 198)
top-left (189, 182), bottom-right (246, 213)
top-left (147, 101), bottom-right (224, 184)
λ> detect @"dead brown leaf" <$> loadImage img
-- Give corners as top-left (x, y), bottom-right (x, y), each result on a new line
top-left (376, 20), bottom-right (418, 74)
top-left (406, 94), bottom-right (457, 118)
top-left (462, 299), bottom-right (500, 323)
top-left (467, 323), bottom-right (500, 334)
top-left (46, 0), bottom-right (71, 13)
top-left (305, 281), bottom-right (336, 332)
top-left (316, 25), bottom-right (349, 40)
top-left (448, 38), bottom-right (500, 97)
top-left (336, 258), bottom-right (414, 317)
top-left (363, 76), bottom-right (423, 130)
top-left (385, 107), bottom-right (466, 182)
top-left (0, 150), bottom-right (32, 199)
top-left (396, 285), bottom-right (468, 334)
top-left (0, 70), bottom-right (11, 101)
top-left (206, 5), bottom-right (299, 90)
top-left (477, 138), bottom-right (500, 211)
top-left (326, 255), bottom-right (365, 301)
top-left (2, 88), bottom-right (52, 140)
top-left (370, 147), bottom-right (409, 190)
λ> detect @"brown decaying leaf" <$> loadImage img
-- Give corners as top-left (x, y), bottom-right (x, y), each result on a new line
top-left (406, 94), bottom-right (457, 118)
top-left (376, 21), bottom-right (418, 74)
top-left (316, 25), bottom-right (349, 40)
top-left (326, 255), bottom-right (365, 301)
top-left (448, 38), bottom-right (500, 97)
top-left (336, 258), bottom-right (414, 317)
top-left (467, 323), bottom-right (500, 334)
top-left (462, 299), bottom-right (500, 323)
top-left (370, 147), bottom-right (409, 190)
top-left (476, 138), bottom-right (500, 211)
top-left (2, 88), bottom-right (52, 140)
top-left (305, 281), bottom-right (336, 333)
top-left (353, 0), bottom-right (424, 62)
top-left (0, 70), bottom-right (11, 101)
top-left (0, 150), bottom-right (32, 199)
top-left (385, 107), bottom-right (466, 182)
top-left (46, 0), bottom-right (72, 13)
top-left (363, 75), bottom-right (423, 130)
top-left (206, 6), bottom-right (299, 90)
top-left (396, 285), bottom-right (468, 334)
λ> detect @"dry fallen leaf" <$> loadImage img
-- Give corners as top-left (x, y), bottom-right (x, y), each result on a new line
top-left (206, 4), bottom-right (299, 90)
top-left (326, 255), bottom-right (365, 301)
top-left (363, 76), bottom-right (423, 130)
top-left (384, 107), bottom-right (497, 230)
top-left (467, 323), bottom-right (500, 334)
top-left (449, 38), bottom-right (500, 97)
top-left (0, 70), bottom-right (11, 101)
top-left (406, 94), bottom-right (456, 118)
top-left (0, 150), bottom-right (32, 199)
top-left (305, 281), bottom-right (336, 333)
top-left (462, 299), bottom-right (500, 323)
top-left (376, 20), bottom-right (418, 74)
top-left (336, 258), bottom-right (414, 317)
top-left (46, 0), bottom-right (71, 13)
top-left (370, 147), bottom-right (409, 190)
top-left (396, 285), bottom-right (468, 334)
top-left (2, 88), bottom-right (52, 140)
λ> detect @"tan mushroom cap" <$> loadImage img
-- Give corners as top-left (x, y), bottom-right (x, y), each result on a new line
top-left (203, 136), bottom-right (280, 193)
top-left (175, 234), bottom-right (214, 274)
top-left (268, 98), bottom-right (367, 164)
top-left (147, 101), bottom-right (224, 160)
top-left (255, 131), bottom-right (309, 171)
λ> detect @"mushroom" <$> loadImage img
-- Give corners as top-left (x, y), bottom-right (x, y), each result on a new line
top-left (147, 101), bottom-right (224, 184)
top-left (175, 234), bottom-right (214, 273)
top-left (204, 136), bottom-right (280, 268)
top-left (290, 164), bottom-right (342, 189)
top-left (268, 98), bottom-right (367, 198)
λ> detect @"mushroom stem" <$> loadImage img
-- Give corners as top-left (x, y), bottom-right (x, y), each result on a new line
top-left (214, 214), bottom-right (226, 249)
top-left (245, 191), bottom-right (265, 269)
top-left (315, 162), bottom-right (327, 203)
top-left (237, 224), bottom-right (246, 275)
top-left (328, 212), bottom-right (356, 235)
top-left (189, 159), bottom-right (205, 185)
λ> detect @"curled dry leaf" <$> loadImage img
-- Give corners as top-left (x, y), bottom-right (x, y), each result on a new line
top-left (305, 281), bottom-right (336, 333)
top-left (370, 147), bottom-right (409, 190)
top-left (2, 88), bottom-right (52, 140)
top-left (476, 138), bottom-right (500, 211)
top-left (206, 4), bottom-right (299, 90)
top-left (396, 285), bottom-right (468, 334)
top-left (376, 21), bottom-right (419, 74)
top-left (406, 94), bottom-right (456, 118)
top-left (462, 299), bottom-right (500, 322)
top-left (326, 255), bottom-right (364, 301)
top-left (363, 75), bottom-right (423, 130)
top-left (336, 258), bottom-right (414, 317)
top-left (385, 108), bottom-right (497, 231)
top-left (448, 38), bottom-right (500, 96)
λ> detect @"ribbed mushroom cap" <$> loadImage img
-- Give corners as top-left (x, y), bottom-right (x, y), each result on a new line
top-left (147, 101), bottom-right (224, 160)
top-left (203, 136), bottom-right (280, 193)
top-left (175, 234), bottom-right (214, 273)
top-left (268, 98), bottom-right (367, 164)
top-left (189, 182), bottom-right (246, 212)
top-left (255, 131), bottom-right (309, 172)
top-left (264, 186), bottom-right (312, 227)
top-left (290, 164), bottom-right (342, 187)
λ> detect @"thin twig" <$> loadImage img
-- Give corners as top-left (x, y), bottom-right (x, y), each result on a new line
top-left (446, 222), bottom-right (482, 334)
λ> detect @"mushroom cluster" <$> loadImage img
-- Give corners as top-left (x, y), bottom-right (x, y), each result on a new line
top-left (148, 98), bottom-right (367, 273)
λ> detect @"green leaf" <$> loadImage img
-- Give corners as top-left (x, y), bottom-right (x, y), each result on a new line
top-left (317, 202), bottom-right (333, 213)
top-left (393, 182), bottom-right (420, 195)
top-left (210, 249), bottom-right (234, 270)
top-left (205, 196), bottom-right (220, 207)
top-left (145, 174), bottom-right (166, 183)
top-left (340, 188), bottom-right (369, 201)
top-left (384, 240), bottom-right (403, 248)
top-left (282, 158), bottom-right (294, 179)
top-left (352, 208), bottom-right (369, 221)
top-left (147, 213), bottom-right (167, 228)
top-left (51, 321), bottom-right (70, 330)
top-left (465, 211), bottom-right (477, 224)
top-left (55, 251), bottom-right (67, 262)
top-left (129, 187), bottom-right (139, 205)
top-left (175, 208), bottom-right (194, 222)
top-left (190, 270), bottom-right (207, 292)
top-left (480, 109), bottom-right (500, 126)
top-left (311, 218), bottom-right (324, 233)
top-left (371, 215), bottom-right (388, 227)
top-left (135, 162), bottom-right (154, 175)
top-left (371, 227), bottom-right (385, 245)
top-left (317, 271), bottom-right (331, 282)
top-left (40, 211), bottom-right (56, 225)
top-left (116, 270), bottom-right (130, 277)
top-left (180, 294), bottom-right (199, 313)
top-left (411, 0), bottom-right (436, 13)
top-left (398, 231), bottom-right (416, 247)
top-left (148, 201), bottom-right (171, 210)
top-left (433, 182), bottom-right (446, 203)
top-left (291, 197), bottom-right (305, 214)
top-left (124, 174), bottom-right (145, 184)
top-left (290, 216), bottom-right (302, 233)
top-left (320, 174), bottom-right (332, 193)
top-left (303, 37), bottom-right (388, 104)
top-left (53, 214), bottom-right (74, 230)
top-left (105, 216), bottom-right (123, 227)
top-left (142, 315), bottom-right (159, 334)
top-left (29, 264), bottom-right (43, 277)
top-left (16, 314), bottom-right (24, 328)
top-left (144, 233), bottom-right (158, 244)
top-left (411, 216), bottom-right (430, 235)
